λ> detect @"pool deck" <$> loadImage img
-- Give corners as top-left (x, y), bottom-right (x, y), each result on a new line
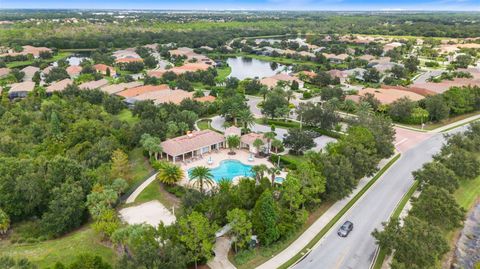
top-left (178, 149), bottom-right (284, 186)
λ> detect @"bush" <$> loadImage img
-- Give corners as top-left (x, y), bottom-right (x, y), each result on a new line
top-left (233, 249), bottom-right (256, 265)
top-left (425, 61), bottom-right (439, 68)
top-left (164, 184), bottom-right (187, 198)
top-left (302, 91), bottom-right (312, 99)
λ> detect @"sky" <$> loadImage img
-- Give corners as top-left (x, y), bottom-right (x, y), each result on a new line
top-left (1, 0), bottom-right (480, 11)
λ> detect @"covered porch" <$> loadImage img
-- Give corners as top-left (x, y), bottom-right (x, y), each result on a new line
top-left (161, 130), bottom-right (226, 164)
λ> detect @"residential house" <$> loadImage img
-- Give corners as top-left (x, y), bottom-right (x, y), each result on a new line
top-left (0, 45), bottom-right (52, 58)
top-left (8, 81), bottom-right (35, 98)
top-left (66, 65), bottom-right (82, 78)
top-left (116, 84), bottom-right (170, 99)
top-left (328, 69), bottom-right (349, 83)
top-left (383, 42), bottom-right (404, 52)
top-left (93, 64), bottom-right (116, 77)
top-left (0, 67), bottom-right (10, 78)
top-left (100, 81), bottom-right (143, 95)
top-left (260, 73), bottom-right (304, 89)
top-left (115, 57), bottom-right (144, 64)
top-left (79, 79), bottom-right (109, 90)
top-left (323, 53), bottom-right (350, 63)
top-left (46, 78), bottom-right (73, 93)
top-left (21, 66), bottom-right (40, 81)
top-left (346, 87), bottom-right (424, 105)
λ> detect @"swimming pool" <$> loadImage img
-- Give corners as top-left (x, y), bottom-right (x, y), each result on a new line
top-left (188, 159), bottom-right (254, 182)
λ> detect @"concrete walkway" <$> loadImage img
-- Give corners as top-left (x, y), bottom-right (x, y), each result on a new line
top-left (208, 237), bottom-right (236, 269)
top-left (256, 156), bottom-right (396, 269)
top-left (125, 172), bottom-right (157, 204)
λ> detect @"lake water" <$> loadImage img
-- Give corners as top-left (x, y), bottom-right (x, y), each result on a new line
top-left (227, 57), bottom-right (289, 80)
top-left (54, 53), bottom-right (90, 67)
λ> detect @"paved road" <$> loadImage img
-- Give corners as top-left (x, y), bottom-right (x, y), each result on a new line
top-left (293, 126), bottom-right (468, 269)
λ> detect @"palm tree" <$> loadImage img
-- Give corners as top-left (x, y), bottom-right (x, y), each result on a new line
top-left (238, 109), bottom-right (255, 130)
top-left (263, 132), bottom-right (276, 154)
top-left (271, 139), bottom-right (283, 167)
top-left (285, 89), bottom-right (296, 103)
top-left (252, 138), bottom-right (265, 157)
top-left (268, 166), bottom-right (281, 186)
top-left (156, 162), bottom-right (185, 185)
top-left (251, 164), bottom-right (268, 184)
top-left (227, 135), bottom-right (240, 155)
top-left (189, 166), bottom-right (214, 193)
top-left (259, 86), bottom-right (269, 101)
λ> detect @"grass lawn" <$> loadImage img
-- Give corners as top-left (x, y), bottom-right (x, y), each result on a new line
top-left (215, 66), bottom-right (232, 82)
top-left (441, 158), bottom-right (480, 267)
top-left (454, 174), bottom-right (480, 210)
top-left (127, 147), bottom-right (155, 189)
top-left (134, 179), bottom-right (180, 210)
top-left (0, 226), bottom-right (116, 268)
top-left (255, 118), bottom-right (300, 129)
top-left (398, 111), bottom-right (480, 131)
top-left (197, 119), bottom-right (213, 130)
top-left (6, 52), bottom-right (72, 69)
top-left (115, 109), bottom-right (139, 125)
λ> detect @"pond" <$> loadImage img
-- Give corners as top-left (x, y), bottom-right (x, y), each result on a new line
top-left (54, 53), bottom-right (91, 67)
top-left (227, 57), bottom-right (289, 80)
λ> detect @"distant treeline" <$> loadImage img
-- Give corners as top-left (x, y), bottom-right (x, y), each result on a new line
top-left (1, 12), bottom-right (480, 49)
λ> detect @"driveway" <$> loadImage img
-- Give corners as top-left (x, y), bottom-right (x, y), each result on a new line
top-left (292, 125), bottom-right (469, 269)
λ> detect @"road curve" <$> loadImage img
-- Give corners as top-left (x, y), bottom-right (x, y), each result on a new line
top-left (293, 126), bottom-right (468, 269)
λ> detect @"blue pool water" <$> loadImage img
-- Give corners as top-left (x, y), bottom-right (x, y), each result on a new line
top-left (189, 160), bottom-right (254, 182)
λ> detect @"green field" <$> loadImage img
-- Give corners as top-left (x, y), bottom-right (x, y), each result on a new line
top-left (115, 109), bottom-right (140, 125)
top-left (215, 65), bottom-right (232, 82)
top-left (0, 226), bottom-right (116, 267)
top-left (197, 119), bottom-right (213, 130)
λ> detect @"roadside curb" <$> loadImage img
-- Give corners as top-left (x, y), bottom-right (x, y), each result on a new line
top-left (369, 180), bottom-right (419, 269)
top-left (276, 153), bottom-right (401, 269)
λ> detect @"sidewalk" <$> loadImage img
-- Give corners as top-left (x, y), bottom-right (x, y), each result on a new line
top-left (256, 156), bottom-right (396, 269)
top-left (395, 113), bottom-right (480, 133)
top-left (208, 237), bottom-right (236, 269)
top-left (125, 172), bottom-right (157, 204)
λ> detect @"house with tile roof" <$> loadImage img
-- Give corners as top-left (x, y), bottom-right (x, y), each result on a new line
top-left (0, 67), bottom-right (10, 78)
top-left (66, 65), bottom-right (82, 78)
top-left (79, 79), bottom-right (109, 90)
top-left (93, 64), bottom-right (116, 77)
top-left (46, 78), bottom-right (73, 93)
top-left (21, 66), bottom-right (40, 81)
top-left (161, 130), bottom-right (225, 163)
top-left (8, 81), bottom-right (35, 98)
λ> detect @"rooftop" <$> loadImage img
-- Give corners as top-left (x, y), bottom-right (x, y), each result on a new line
top-left (9, 81), bottom-right (35, 93)
top-left (79, 79), bottom-right (109, 90)
top-left (116, 84), bottom-right (170, 98)
top-left (46, 78), bottom-right (73, 93)
top-left (161, 130), bottom-right (225, 157)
